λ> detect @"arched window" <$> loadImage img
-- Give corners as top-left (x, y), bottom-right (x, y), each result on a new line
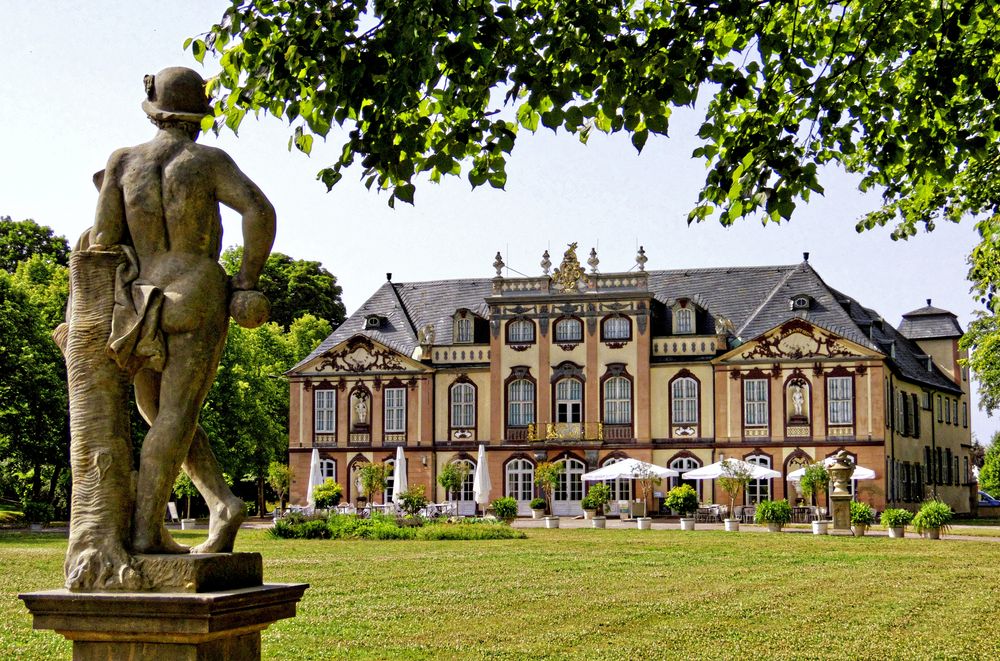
top-left (320, 459), bottom-right (336, 481)
top-left (507, 379), bottom-right (535, 426)
top-left (602, 316), bottom-right (631, 341)
top-left (384, 458), bottom-right (396, 503)
top-left (674, 308), bottom-right (694, 334)
top-left (554, 457), bottom-right (585, 514)
top-left (505, 458), bottom-right (535, 503)
top-left (603, 377), bottom-right (632, 424)
top-left (671, 377), bottom-right (699, 424)
top-left (555, 378), bottom-right (583, 423)
top-left (314, 389), bottom-right (337, 432)
top-left (669, 456), bottom-right (701, 501)
top-left (745, 454), bottom-right (772, 503)
top-left (554, 318), bottom-right (583, 343)
top-left (507, 319), bottom-right (535, 344)
top-left (450, 382), bottom-right (476, 428)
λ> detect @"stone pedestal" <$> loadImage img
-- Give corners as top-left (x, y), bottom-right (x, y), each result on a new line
top-left (828, 451), bottom-right (855, 532)
top-left (830, 494), bottom-right (851, 531)
top-left (20, 553), bottom-right (307, 660)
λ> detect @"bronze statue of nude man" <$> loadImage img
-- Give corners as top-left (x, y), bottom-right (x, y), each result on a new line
top-left (90, 67), bottom-right (276, 554)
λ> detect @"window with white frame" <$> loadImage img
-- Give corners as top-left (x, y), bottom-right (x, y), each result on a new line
top-left (384, 458), bottom-right (396, 502)
top-left (314, 389), bottom-right (337, 433)
top-left (508, 318), bottom-right (535, 343)
top-left (455, 459), bottom-right (475, 500)
top-left (669, 457), bottom-right (701, 501)
top-left (601, 456), bottom-right (633, 502)
top-left (554, 318), bottom-right (583, 343)
top-left (674, 308), bottom-right (694, 334)
top-left (602, 316), bottom-right (630, 340)
top-left (744, 379), bottom-right (769, 426)
top-left (456, 317), bottom-right (474, 343)
top-left (384, 387), bottom-right (406, 433)
top-left (827, 377), bottom-right (853, 425)
top-left (555, 378), bottom-right (583, 423)
top-left (603, 377), bottom-right (632, 424)
top-left (507, 379), bottom-right (535, 426)
top-left (746, 454), bottom-right (772, 503)
top-left (555, 458), bottom-right (585, 502)
top-left (320, 459), bottom-right (336, 480)
top-left (450, 382), bottom-right (475, 428)
top-left (671, 377), bottom-right (699, 424)
top-left (505, 458), bottom-right (534, 502)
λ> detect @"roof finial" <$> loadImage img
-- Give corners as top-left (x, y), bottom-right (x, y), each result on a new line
top-left (541, 250), bottom-right (551, 276)
top-left (493, 252), bottom-right (505, 277)
top-left (927, 298), bottom-right (932, 306)
top-left (587, 247), bottom-right (599, 274)
top-left (386, 272), bottom-right (392, 281)
top-left (803, 252), bottom-right (810, 262)
top-left (635, 245), bottom-right (648, 271)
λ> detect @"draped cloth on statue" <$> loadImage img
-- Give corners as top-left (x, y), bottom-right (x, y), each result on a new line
top-left (107, 245), bottom-right (166, 374)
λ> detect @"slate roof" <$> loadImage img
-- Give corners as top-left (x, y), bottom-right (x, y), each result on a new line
top-left (291, 262), bottom-right (964, 394)
top-left (899, 302), bottom-right (964, 340)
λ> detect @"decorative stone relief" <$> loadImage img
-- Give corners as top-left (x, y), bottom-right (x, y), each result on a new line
top-left (320, 336), bottom-right (405, 372)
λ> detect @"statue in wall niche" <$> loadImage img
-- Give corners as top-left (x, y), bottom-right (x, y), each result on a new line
top-left (787, 380), bottom-right (809, 424)
top-left (353, 393), bottom-right (369, 426)
top-left (791, 386), bottom-right (805, 416)
top-left (58, 66), bottom-right (275, 590)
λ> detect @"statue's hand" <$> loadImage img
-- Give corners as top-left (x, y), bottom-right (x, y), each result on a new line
top-left (229, 289), bottom-right (270, 329)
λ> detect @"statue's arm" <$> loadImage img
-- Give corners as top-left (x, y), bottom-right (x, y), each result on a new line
top-left (213, 151), bottom-right (276, 291)
top-left (91, 150), bottom-right (128, 247)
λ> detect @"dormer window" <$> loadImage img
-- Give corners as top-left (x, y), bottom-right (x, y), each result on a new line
top-left (674, 308), bottom-right (694, 334)
top-left (364, 314), bottom-right (385, 330)
top-left (456, 317), bottom-right (473, 343)
top-left (789, 295), bottom-right (812, 311)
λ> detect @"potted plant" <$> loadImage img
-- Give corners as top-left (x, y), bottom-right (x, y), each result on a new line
top-left (799, 462), bottom-right (831, 535)
top-left (718, 459), bottom-right (754, 532)
top-left (581, 494), bottom-right (597, 520)
top-left (849, 500), bottom-right (876, 536)
top-left (534, 461), bottom-right (563, 528)
top-left (630, 462), bottom-right (662, 526)
top-left (529, 497), bottom-right (546, 520)
top-left (665, 484), bottom-right (699, 531)
top-left (912, 499), bottom-right (953, 539)
top-left (586, 483), bottom-right (612, 528)
top-left (490, 496), bottom-right (518, 524)
top-left (881, 507), bottom-right (914, 538)
top-left (312, 479), bottom-right (343, 510)
top-left (754, 499), bottom-right (792, 532)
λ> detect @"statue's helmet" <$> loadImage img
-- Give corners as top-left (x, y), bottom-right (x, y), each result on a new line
top-left (141, 67), bottom-right (212, 123)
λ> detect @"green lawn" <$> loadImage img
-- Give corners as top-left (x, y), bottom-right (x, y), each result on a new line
top-left (3, 528), bottom-right (1000, 659)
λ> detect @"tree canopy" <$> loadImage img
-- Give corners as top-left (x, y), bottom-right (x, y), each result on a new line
top-left (221, 247), bottom-right (346, 329)
top-left (0, 217), bottom-right (70, 272)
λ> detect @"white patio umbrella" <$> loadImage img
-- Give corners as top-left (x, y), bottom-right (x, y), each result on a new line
top-left (306, 448), bottom-right (323, 508)
top-left (391, 445), bottom-right (408, 506)
top-left (581, 458), bottom-right (679, 482)
top-left (472, 444), bottom-right (492, 514)
top-left (682, 459), bottom-right (781, 481)
top-left (787, 460), bottom-right (876, 481)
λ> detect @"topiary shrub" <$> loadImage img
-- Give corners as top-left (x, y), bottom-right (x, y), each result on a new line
top-left (665, 484), bottom-right (699, 518)
top-left (491, 496), bottom-right (518, 523)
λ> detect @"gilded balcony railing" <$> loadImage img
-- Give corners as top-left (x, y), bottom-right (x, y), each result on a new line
top-left (525, 422), bottom-right (604, 442)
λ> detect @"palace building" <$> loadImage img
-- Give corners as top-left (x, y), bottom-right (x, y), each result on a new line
top-left (285, 245), bottom-right (974, 516)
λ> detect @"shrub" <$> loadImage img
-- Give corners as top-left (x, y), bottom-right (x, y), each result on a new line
top-left (881, 508), bottom-right (914, 528)
top-left (397, 485), bottom-right (429, 516)
top-left (665, 484), bottom-right (699, 517)
top-left (586, 483), bottom-right (612, 515)
top-left (580, 495), bottom-right (597, 511)
top-left (270, 514), bottom-right (331, 539)
top-left (849, 501), bottom-right (876, 526)
top-left (438, 462), bottom-right (470, 500)
top-left (312, 479), bottom-right (342, 509)
top-left (529, 497), bottom-right (546, 510)
top-left (416, 523), bottom-right (526, 541)
top-left (491, 496), bottom-right (518, 523)
top-left (754, 499), bottom-right (792, 525)
top-left (534, 461), bottom-right (563, 514)
top-left (21, 500), bottom-right (54, 525)
top-left (912, 500), bottom-right (953, 535)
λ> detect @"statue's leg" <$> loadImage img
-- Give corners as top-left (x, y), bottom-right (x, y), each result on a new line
top-left (132, 331), bottom-right (217, 554)
top-left (185, 431), bottom-right (245, 554)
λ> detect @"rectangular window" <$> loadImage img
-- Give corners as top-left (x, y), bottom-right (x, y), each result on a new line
top-left (936, 447), bottom-right (944, 485)
top-left (963, 402), bottom-right (968, 428)
top-left (827, 377), bottom-right (853, 425)
top-left (953, 400), bottom-right (959, 426)
top-left (314, 390), bottom-right (336, 433)
top-left (675, 308), bottom-right (693, 334)
top-left (884, 379), bottom-right (890, 428)
top-left (507, 380), bottom-right (535, 426)
top-left (896, 390), bottom-right (906, 434)
top-left (954, 457), bottom-right (960, 486)
top-left (450, 385), bottom-right (475, 428)
top-left (744, 379), bottom-right (768, 427)
top-left (921, 392), bottom-right (931, 410)
top-left (964, 457), bottom-right (970, 484)
top-left (671, 378), bottom-right (699, 425)
top-left (456, 318), bottom-right (473, 343)
top-left (924, 447), bottom-right (932, 485)
top-left (945, 398), bottom-right (951, 424)
top-left (910, 393), bottom-right (920, 438)
top-left (937, 395), bottom-right (943, 422)
top-left (384, 388), bottom-right (406, 433)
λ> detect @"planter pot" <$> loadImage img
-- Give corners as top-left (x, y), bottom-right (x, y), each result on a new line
top-left (679, 517), bottom-right (696, 531)
top-left (591, 517), bottom-right (606, 529)
top-left (531, 509), bottom-right (545, 520)
top-left (583, 509), bottom-right (596, 520)
top-left (636, 517), bottom-right (652, 530)
top-left (811, 521), bottom-right (829, 536)
top-left (724, 518), bottom-right (740, 532)
top-left (543, 516), bottom-right (560, 529)
top-left (851, 524), bottom-right (868, 537)
top-left (924, 527), bottom-right (941, 540)
top-left (181, 518), bottom-right (197, 530)
top-left (766, 522), bottom-right (783, 533)
top-left (888, 527), bottom-right (905, 538)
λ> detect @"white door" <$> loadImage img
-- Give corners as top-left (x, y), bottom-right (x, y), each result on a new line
top-left (454, 459), bottom-right (476, 515)
top-left (505, 458), bottom-right (535, 516)
top-left (553, 458), bottom-right (585, 516)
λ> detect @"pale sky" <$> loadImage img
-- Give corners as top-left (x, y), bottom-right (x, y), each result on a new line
top-left (2, 2), bottom-right (995, 440)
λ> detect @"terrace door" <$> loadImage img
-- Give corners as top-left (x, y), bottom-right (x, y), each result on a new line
top-left (553, 458), bottom-right (585, 516)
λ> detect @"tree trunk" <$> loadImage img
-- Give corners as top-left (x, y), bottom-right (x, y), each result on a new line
top-left (46, 464), bottom-right (62, 505)
top-left (257, 474), bottom-right (266, 516)
top-left (31, 462), bottom-right (42, 501)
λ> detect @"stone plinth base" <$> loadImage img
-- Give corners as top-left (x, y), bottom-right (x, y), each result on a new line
top-left (19, 583), bottom-right (307, 661)
top-left (831, 494), bottom-right (851, 531)
top-left (133, 552), bottom-right (262, 593)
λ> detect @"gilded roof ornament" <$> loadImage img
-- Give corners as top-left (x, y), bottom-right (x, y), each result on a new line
top-left (552, 242), bottom-right (585, 291)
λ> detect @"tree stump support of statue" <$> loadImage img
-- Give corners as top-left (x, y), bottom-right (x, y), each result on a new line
top-left (19, 66), bottom-right (306, 661)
